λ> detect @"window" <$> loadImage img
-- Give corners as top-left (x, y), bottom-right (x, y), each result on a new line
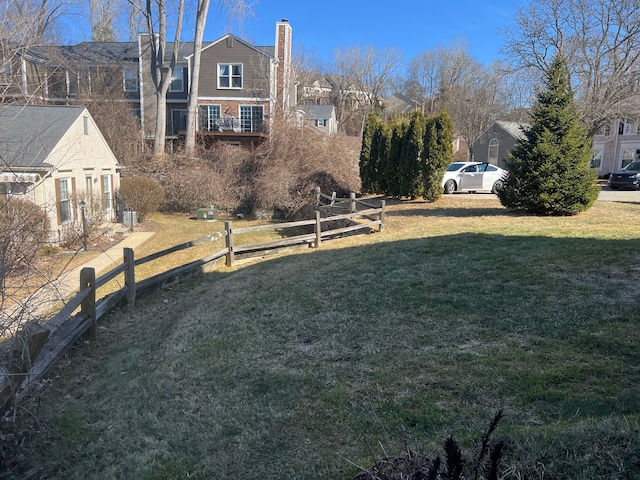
top-left (85, 176), bottom-right (93, 215)
top-left (488, 139), bottom-right (499, 165)
top-left (591, 148), bottom-right (603, 168)
top-left (239, 105), bottom-right (264, 133)
top-left (102, 175), bottom-right (112, 214)
top-left (621, 148), bottom-right (640, 168)
top-left (171, 109), bottom-right (187, 135)
top-left (619, 119), bottom-right (639, 135)
top-left (59, 178), bottom-right (73, 224)
top-left (0, 183), bottom-right (28, 195)
top-left (218, 64), bottom-right (242, 89)
top-left (170, 68), bottom-right (184, 92)
top-left (0, 61), bottom-right (12, 86)
top-left (123, 66), bottom-right (139, 92)
top-left (200, 105), bottom-right (221, 131)
top-left (315, 119), bottom-right (326, 127)
top-left (83, 116), bottom-right (89, 135)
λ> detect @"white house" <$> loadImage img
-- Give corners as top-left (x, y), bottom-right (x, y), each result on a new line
top-left (592, 118), bottom-right (640, 176)
top-left (0, 104), bottom-right (121, 241)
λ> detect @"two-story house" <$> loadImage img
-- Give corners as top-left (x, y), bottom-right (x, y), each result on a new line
top-left (2, 20), bottom-right (294, 151)
top-left (592, 118), bottom-right (640, 176)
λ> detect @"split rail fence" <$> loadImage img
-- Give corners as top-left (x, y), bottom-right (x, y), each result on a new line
top-left (0, 194), bottom-right (385, 411)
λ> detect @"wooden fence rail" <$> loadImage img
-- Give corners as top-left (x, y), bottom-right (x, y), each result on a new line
top-left (2, 193), bottom-right (385, 411)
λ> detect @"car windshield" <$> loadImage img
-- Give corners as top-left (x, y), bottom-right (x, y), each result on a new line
top-left (447, 163), bottom-right (467, 172)
top-left (622, 161), bottom-right (640, 171)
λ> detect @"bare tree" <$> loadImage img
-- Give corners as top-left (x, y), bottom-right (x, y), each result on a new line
top-left (401, 42), bottom-right (509, 159)
top-left (184, 0), bottom-right (211, 156)
top-left (138, 0), bottom-right (185, 156)
top-left (331, 45), bottom-right (403, 135)
top-left (90, 0), bottom-right (120, 41)
top-left (504, 0), bottom-right (640, 136)
top-left (442, 61), bottom-right (509, 160)
top-left (185, 0), bottom-right (249, 156)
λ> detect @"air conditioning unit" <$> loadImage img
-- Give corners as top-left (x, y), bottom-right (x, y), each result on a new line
top-left (196, 207), bottom-right (216, 221)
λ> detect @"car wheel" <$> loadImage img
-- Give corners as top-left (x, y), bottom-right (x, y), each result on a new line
top-left (444, 180), bottom-right (456, 194)
top-left (492, 180), bottom-right (503, 194)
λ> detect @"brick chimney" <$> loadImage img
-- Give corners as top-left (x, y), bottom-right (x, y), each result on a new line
top-left (275, 19), bottom-right (293, 113)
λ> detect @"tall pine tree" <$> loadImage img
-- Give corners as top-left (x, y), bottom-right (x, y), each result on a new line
top-left (498, 54), bottom-right (599, 215)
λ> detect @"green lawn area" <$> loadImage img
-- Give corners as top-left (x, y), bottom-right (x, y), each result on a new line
top-left (23, 196), bottom-right (640, 479)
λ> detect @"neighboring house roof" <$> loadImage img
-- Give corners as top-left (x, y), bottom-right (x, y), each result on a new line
top-left (385, 92), bottom-right (418, 114)
top-left (189, 34), bottom-right (275, 60)
top-left (0, 104), bottom-right (88, 170)
top-left (494, 120), bottom-right (529, 140)
top-left (297, 104), bottom-right (335, 118)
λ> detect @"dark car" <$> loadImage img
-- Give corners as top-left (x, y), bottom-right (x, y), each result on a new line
top-left (609, 161), bottom-right (640, 190)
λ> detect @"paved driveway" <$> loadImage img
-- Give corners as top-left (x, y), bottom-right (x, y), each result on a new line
top-left (597, 186), bottom-right (640, 203)
top-left (447, 187), bottom-right (640, 203)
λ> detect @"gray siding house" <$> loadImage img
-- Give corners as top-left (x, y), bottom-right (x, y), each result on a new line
top-left (296, 104), bottom-right (337, 134)
top-left (472, 121), bottom-right (529, 170)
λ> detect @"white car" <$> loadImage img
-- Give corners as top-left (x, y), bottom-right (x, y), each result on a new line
top-left (442, 162), bottom-right (507, 194)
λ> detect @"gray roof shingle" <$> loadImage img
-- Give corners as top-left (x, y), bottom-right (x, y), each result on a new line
top-left (0, 104), bottom-right (86, 170)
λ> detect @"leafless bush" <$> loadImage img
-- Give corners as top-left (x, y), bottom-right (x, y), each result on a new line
top-left (252, 120), bottom-right (361, 217)
top-left (0, 198), bottom-right (50, 335)
top-left (0, 198), bottom-right (49, 285)
top-left (118, 176), bottom-right (165, 222)
top-left (125, 122), bottom-right (361, 218)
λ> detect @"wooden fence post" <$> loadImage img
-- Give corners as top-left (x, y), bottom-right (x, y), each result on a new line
top-left (80, 267), bottom-right (97, 339)
top-left (123, 247), bottom-right (136, 307)
top-left (225, 221), bottom-right (235, 267)
top-left (315, 210), bottom-right (322, 248)
top-left (350, 192), bottom-right (356, 213)
top-left (379, 200), bottom-right (386, 232)
top-left (316, 186), bottom-right (321, 206)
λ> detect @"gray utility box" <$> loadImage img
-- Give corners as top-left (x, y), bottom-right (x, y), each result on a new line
top-left (196, 207), bottom-right (216, 221)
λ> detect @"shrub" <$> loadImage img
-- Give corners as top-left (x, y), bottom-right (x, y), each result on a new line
top-left (118, 176), bottom-right (165, 222)
top-left (0, 198), bottom-right (50, 280)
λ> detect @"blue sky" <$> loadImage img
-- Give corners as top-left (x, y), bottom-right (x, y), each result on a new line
top-left (203, 0), bottom-right (523, 66)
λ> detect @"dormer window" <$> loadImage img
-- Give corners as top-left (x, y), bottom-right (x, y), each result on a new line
top-left (170, 67), bottom-right (184, 92)
top-left (218, 63), bottom-right (242, 89)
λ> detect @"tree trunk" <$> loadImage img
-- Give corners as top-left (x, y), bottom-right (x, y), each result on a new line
top-left (145, 0), bottom-right (185, 157)
top-left (185, 0), bottom-right (211, 156)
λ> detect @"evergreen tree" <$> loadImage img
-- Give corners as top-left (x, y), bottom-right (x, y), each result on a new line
top-left (384, 122), bottom-right (406, 197)
top-left (369, 121), bottom-right (390, 194)
top-left (498, 54), bottom-right (599, 215)
top-left (421, 111), bottom-right (454, 202)
top-left (359, 114), bottom-right (377, 193)
top-left (399, 111), bottom-right (426, 198)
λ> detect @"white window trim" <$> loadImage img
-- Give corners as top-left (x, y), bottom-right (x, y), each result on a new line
top-left (218, 63), bottom-right (243, 90)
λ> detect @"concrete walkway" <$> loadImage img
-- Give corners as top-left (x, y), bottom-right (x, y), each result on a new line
top-left (57, 231), bottom-right (156, 297)
top-left (33, 231), bottom-right (155, 318)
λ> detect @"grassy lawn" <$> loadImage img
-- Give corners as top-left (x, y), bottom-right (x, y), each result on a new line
top-left (23, 196), bottom-right (640, 479)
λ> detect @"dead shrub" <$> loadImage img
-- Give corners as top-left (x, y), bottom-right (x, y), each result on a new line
top-left (123, 122), bottom-right (361, 218)
top-left (0, 198), bottom-right (49, 279)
